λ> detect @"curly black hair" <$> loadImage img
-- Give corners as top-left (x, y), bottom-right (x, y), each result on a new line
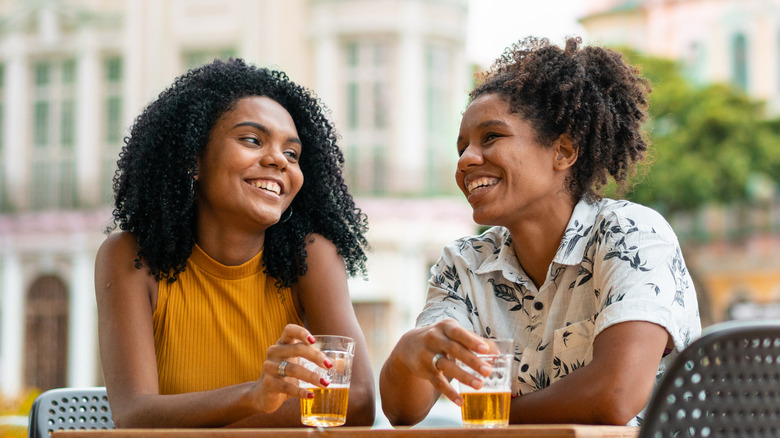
top-left (470, 36), bottom-right (651, 202)
top-left (110, 58), bottom-right (369, 287)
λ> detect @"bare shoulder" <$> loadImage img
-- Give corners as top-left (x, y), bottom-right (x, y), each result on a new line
top-left (96, 231), bottom-right (146, 275)
top-left (302, 233), bottom-right (343, 264)
top-left (303, 233), bottom-right (338, 252)
top-left (296, 234), bottom-right (347, 298)
top-left (98, 230), bottom-right (138, 255)
top-left (95, 231), bottom-right (157, 300)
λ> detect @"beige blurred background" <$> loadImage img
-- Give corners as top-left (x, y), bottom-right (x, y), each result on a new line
top-left (0, 0), bottom-right (778, 413)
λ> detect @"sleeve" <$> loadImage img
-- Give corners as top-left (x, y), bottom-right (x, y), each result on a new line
top-left (592, 210), bottom-right (701, 351)
top-left (415, 243), bottom-right (476, 331)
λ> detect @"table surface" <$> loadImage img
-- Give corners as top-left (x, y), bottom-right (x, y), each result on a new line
top-left (52, 425), bottom-right (639, 438)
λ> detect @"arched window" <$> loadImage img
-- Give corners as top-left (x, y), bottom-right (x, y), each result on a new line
top-left (732, 33), bottom-right (748, 91)
top-left (24, 274), bottom-right (69, 391)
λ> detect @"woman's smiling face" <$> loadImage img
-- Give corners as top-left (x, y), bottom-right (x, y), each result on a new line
top-left (455, 93), bottom-right (567, 227)
top-left (195, 96), bottom-right (304, 233)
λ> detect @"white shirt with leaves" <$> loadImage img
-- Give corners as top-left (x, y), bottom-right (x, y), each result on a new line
top-left (416, 198), bottom-right (701, 426)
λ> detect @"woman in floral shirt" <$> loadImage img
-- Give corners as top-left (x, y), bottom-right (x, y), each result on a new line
top-left (379, 36), bottom-right (700, 426)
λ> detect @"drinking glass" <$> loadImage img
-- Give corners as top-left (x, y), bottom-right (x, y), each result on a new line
top-left (457, 338), bottom-right (514, 428)
top-left (298, 335), bottom-right (355, 427)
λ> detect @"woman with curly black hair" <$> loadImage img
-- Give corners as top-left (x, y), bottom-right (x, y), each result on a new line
top-left (95, 58), bottom-right (374, 428)
top-left (380, 37), bottom-right (700, 426)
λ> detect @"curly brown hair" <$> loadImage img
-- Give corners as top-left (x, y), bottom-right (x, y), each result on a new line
top-left (111, 58), bottom-right (369, 287)
top-left (470, 36), bottom-right (651, 201)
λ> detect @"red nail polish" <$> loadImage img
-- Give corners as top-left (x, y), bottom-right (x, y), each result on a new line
top-left (308, 335), bottom-right (316, 344)
top-left (306, 392), bottom-right (314, 399)
top-left (320, 378), bottom-right (330, 387)
top-left (324, 359), bottom-right (333, 369)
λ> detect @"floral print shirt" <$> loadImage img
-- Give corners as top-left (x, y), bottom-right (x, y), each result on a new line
top-left (416, 198), bottom-right (701, 426)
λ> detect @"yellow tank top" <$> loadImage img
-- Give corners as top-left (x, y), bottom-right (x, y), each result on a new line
top-left (152, 244), bottom-right (303, 394)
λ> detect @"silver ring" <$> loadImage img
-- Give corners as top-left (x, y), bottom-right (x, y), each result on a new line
top-left (432, 353), bottom-right (446, 371)
top-left (278, 360), bottom-right (289, 377)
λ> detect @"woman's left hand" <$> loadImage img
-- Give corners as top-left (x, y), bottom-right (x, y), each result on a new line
top-left (250, 324), bottom-right (332, 414)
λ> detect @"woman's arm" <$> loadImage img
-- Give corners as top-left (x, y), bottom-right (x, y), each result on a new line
top-left (96, 232), bottom-right (330, 428)
top-left (294, 234), bottom-right (376, 426)
top-left (233, 234), bottom-right (376, 427)
top-left (510, 320), bottom-right (669, 425)
top-left (379, 319), bottom-right (491, 426)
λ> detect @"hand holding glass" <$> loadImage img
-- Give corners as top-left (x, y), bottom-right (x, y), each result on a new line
top-left (298, 335), bottom-right (355, 427)
top-left (457, 338), bottom-right (514, 428)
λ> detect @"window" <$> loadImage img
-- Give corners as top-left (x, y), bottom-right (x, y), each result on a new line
top-left (183, 48), bottom-right (237, 71)
top-left (732, 33), bottom-right (748, 91)
top-left (0, 63), bottom-right (7, 211)
top-left (684, 41), bottom-right (705, 86)
top-left (30, 59), bottom-right (77, 210)
top-left (102, 56), bottom-right (124, 203)
top-left (24, 275), bottom-right (69, 392)
top-left (342, 40), bottom-right (392, 195)
top-left (424, 43), bottom-right (457, 195)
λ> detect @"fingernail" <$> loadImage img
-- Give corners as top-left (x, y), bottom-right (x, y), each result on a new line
top-left (306, 392), bottom-right (314, 399)
top-left (476, 343), bottom-right (489, 354)
top-left (307, 335), bottom-right (316, 344)
top-left (471, 379), bottom-right (483, 389)
top-left (479, 365), bottom-right (492, 376)
top-left (454, 397), bottom-right (464, 407)
top-left (324, 359), bottom-right (333, 369)
top-left (320, 378), bottom-right (330, 387)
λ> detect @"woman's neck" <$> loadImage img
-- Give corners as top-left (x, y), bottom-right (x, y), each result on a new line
top-left (195, 224), bottom-right (266, 266)
top-left (507, 200), bottom-right (576, 289)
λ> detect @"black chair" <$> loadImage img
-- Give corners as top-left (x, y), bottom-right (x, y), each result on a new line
top-left (639, 319), bottom-right (780, 438)
top-left (28, 387), bottom-right (114, 438)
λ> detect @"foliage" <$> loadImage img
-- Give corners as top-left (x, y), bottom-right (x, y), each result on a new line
top-left (602, 49), bottom-right (780, 214)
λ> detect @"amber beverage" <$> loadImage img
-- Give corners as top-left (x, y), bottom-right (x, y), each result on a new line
top-left (461, 391), bottom-right (511, 427)
top-left (298, 336), bottom-right (355, 427)
top-left (300, 385), bottom-right (350, 427)
top-left (457, 338), bottom-right (514, 428)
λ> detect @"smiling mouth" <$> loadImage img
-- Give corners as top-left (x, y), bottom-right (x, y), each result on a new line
top-left (248, 179), bottom-right (281, 195)
top-left (466, 177), bottom-right (499, 194)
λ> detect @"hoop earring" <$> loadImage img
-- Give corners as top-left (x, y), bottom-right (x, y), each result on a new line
top-left (280, 207), bottom-right (293, 223)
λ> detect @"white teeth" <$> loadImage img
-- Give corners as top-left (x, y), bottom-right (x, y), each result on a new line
top-left (466, 177), bottom-right (498, 194)
top-left (251, 180), bottom-right (281, 195)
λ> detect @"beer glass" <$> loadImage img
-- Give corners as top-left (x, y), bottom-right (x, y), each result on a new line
top-left (457, 338), bottom-right (514, 428)
top-left (298, 335), bottom-right (355, 427)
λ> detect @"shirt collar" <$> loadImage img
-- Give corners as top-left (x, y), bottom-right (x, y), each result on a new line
top-left (473, 227), bottom-right (525, 283)
top-left (471, 199), bottom-right (601, 279)
top-left (552, 198), bottom-right (602, 266)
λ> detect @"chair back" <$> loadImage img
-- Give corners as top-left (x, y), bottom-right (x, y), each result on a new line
top-left (639, 320), bottom-right (780, 438)
top-left (28, 387), bottom-right (114, 438)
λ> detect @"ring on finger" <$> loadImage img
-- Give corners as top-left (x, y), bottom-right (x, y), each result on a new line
top-left (432, 353), bottom-right (446, 371)
top-left (278, 360), bottom-right (289, 377)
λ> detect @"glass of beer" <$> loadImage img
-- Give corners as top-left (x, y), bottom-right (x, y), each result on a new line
top-left (457, 338), bottom-right (514, 428)
top-left (298, 335), bottom-right (355, 427)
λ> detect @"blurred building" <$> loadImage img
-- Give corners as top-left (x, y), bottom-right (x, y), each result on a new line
top-left (581, 0), bottom-right (780, 114)
top-left (0, 0), bottom-right (477, 396)
top-left (581, 0), bottom-right (780, 323)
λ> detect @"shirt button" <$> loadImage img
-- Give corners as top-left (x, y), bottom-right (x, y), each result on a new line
top-left (534, 302), bottom-right (544, 310)
top-left (521, 364), bottom-right (529, 372)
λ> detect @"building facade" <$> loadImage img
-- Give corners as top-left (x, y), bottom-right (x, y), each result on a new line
top-left (0, 0), bottom-right (476, 396)
top-left (581, 0), bottom-right (780, 114)
top-left (580, 0), bottom-right (780, 323)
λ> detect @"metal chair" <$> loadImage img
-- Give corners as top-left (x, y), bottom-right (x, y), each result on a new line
top-left (639, 319), bottom-right (780, 438)
top-left (28, 387), bottom-right (114, 438)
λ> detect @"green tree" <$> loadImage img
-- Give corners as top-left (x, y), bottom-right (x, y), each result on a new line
top-left (605, 49), bottom-right (780, 214)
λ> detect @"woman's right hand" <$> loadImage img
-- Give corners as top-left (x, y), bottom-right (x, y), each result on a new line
top-left (251, 324), bottom-right (333, 414)
top-left (388, 318), bottom-right (492, 405)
